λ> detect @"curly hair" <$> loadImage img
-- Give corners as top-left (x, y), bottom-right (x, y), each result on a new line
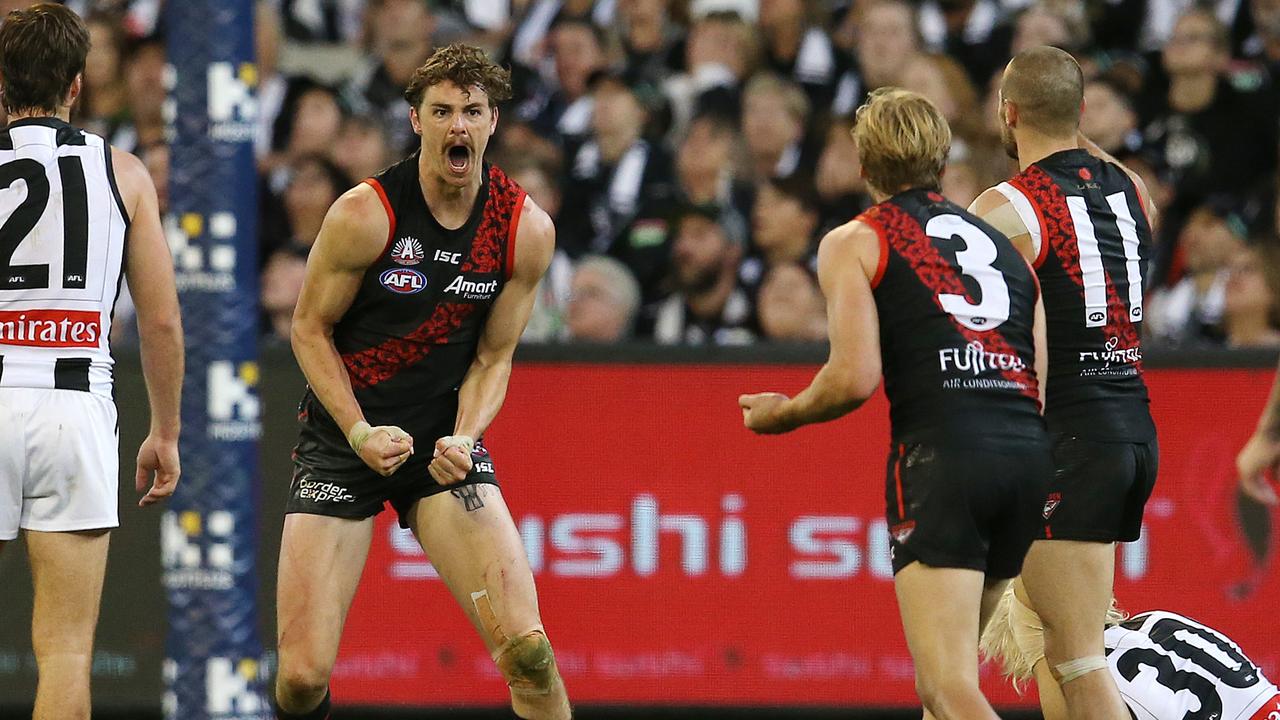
top-left (403, 43), bottom-right (512, 109)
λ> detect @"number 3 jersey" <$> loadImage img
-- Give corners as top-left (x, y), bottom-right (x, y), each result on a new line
top-left (996, 149), bottom-right (1155, 441)
top-left (1106, 611), bottom-right (1279, 720)
top-left (858, 188), bottom-right (1043, 444)
top-left (0, 118), bottom-right (128, 399)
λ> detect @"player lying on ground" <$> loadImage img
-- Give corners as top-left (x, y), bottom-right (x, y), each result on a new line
top-left (982, 582), bottom-right (1280, 720)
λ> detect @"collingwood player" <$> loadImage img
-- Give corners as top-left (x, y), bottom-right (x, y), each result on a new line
top-left (983, 583), bottom-right (1280, 720)
top-left (740, 88), bottom-right (1051, 718)
top-left (273, 45), bottom-right (570, 719)
top-left (0, 5), bottom-right (183, 718)
top-left (970, 46), bottom-right (1160, 720)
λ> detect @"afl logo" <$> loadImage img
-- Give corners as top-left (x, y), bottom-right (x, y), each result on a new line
top-left (1089, 310), bottom-right (1105, 324)
top-left (390, 236), bottom-right (425, 265)
top-left (380, 268), bottom-right (426, 294)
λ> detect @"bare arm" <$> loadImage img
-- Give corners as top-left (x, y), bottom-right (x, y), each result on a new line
top-left (429, 198), bottom-right (555, 483)
top-left (1238, 358), bottom-right (1280, 504)
top-left (1077, 132), bottom-right (1159, 231)
top-left (115, 147), bottom-right (183, 506)
top-left (740, 222), bottom-right (882, 433)
top-left (969, 188), bottom-right (1036, 262)
top-left (291, 185), bottom-right (412, 475)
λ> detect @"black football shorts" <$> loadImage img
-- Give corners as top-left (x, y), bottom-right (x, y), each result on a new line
top-left (886, 439), bottom-right (1052, 578)
top-left (1038, 433), bottom-right (1159, 543)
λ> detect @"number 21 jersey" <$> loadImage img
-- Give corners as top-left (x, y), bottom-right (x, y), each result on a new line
top-left (0, 118), bottom-right (128, 399)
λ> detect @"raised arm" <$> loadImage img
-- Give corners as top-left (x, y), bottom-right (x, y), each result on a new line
top-left (115, 146), bottom-right (183, 507)
top-left (739, 221), bottom-right (882, 433)
top-left (429, 197), bottom-right (555, 484)
top-left (291, 184), bottom-right (412, 476)
top-left (1238, 358), bottom-right (1280, 505)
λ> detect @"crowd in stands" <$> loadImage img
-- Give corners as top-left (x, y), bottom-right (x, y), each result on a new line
top-left (47, 0), bottom-right (1280, 348)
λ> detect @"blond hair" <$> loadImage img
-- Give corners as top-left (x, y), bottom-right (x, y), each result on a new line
top-left (980, 583), bottom-right (1128, 694)
top-left (852, 87), bottom-right (950, 195)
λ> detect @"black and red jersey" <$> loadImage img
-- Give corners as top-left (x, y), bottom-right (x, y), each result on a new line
top-left (307, 153), bottom-right (526, 437)
top-left (860, 188), bottom-right (1044, 444)
top-left (998, 149), bottom-right (1155, 441)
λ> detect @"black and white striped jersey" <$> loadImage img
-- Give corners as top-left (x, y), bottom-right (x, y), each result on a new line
top-left (1106, 610), bottom-right (1279, 720)
top-left (0, 117), bottom-right (129, 399)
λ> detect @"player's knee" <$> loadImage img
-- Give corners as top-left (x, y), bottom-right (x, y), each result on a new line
top-left (275, 661), bottom-right (330, 704)
top-left (914, 672), bottom-right (979, 714)
top-left (494, 629), bottom-right (558, 695)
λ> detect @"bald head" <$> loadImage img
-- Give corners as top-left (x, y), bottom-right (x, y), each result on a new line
top-left (1001, 45), bottom-right (1083, 137)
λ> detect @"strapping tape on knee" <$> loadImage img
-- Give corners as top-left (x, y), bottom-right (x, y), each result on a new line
top-left (1054, 655), bottom-right (1108, 684)
top-left (493, 629), bottom-right (556, 695)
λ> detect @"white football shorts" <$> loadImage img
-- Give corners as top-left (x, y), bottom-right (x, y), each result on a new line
top-left (0, 387), bottom-right (119, 539)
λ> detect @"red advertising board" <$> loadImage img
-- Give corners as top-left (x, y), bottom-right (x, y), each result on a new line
top-left (333, 364), bottom-right (1280, 708)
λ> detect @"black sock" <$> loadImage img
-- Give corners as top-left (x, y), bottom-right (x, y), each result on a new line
top-left (275, 689), bottom-right (331, 720)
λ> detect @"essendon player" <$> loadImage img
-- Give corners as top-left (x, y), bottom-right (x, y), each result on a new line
top-left (983, 584), bottom-right (1280, 720)
top-left (274, 46), bottom-right (569, 719)
top-left (740, 88), bottom-right (1051, 717)
top-left (0, 5), bottom-right (183, 718)
top-left (969, 46), bottom-right (1159, 720)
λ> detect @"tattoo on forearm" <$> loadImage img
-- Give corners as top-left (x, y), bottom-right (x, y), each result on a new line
top-left (451, 485), bottom-right (485, 512)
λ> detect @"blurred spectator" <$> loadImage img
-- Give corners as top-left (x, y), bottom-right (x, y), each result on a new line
top-left (674, 109), bottom-right (751, 237)
top-left (1146, 204), bottom-right (1248, 346)
top-left (662, 10), bottom-right (759, 134)
top-left (740, 176), bottom-right (820, 293)
top-left (262, 249), bottom-right (309, 342)
top-left (643, 205), bottom-right (754, 345)
top-left (1223, 243), bottom-right (1280, 348)
top-left (942, 159), bottom-right (984, 208)
top-left (78, 12), bottom-right (128, 142)
top-left (564, 255), bottom-right (643, 342)
top-left (560, 70), bottom-right (677, 288)
top-left (814, 117), bottom-right (869, 229)
top-left (855, 0), bottom-right (920, 91)
top-left (507, 158), bottom-right (574, 342)
top-left (760, 0), bottom-right (847, 109)
top-left (618, 0), bottom-right (684, 88)
top-left (278, 0), bottom-right (363, 43)
top-left (281, 154), bottom-right (352, 253)
top-left (1081, 78), bottom-right (1143, 155)
top-left (255, 0), bottom-right (291, 161)
top-left (1010, 0), bottom-right (1089, 56)
top-left (139, 142), bottom-right (169, 215)
top-left (344, 0), bottom-right (435, 153)
top-left (1139, 7), bottom-right (1279, 235)
top-left (1242, 0), bottom-right (1280, 66)
top-left (119, 36), bottom-right (167, 151)
top-left (899, 53), bottom-right (984, 159)
top-left (332, 114), bottom-right (393, 181)
top-left (757, 262), bottom-right (827, 341)
top-left (741, 72), bottom-right (812, 181)
top-left (919, 0), bottom-right (1013, 88)
top-left (516, 17), bottom-right (606, 145)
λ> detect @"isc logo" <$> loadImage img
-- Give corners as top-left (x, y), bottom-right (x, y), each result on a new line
top-left (380, 268), bottom-right (427, 294)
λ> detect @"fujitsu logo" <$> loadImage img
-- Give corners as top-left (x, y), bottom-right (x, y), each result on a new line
top-left (0, 310), bottom-right (101, 348)
top-left (938, 340), bottom-right (1025, 376)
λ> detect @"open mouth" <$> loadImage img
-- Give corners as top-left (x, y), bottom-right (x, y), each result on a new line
top-left (446, 145), bottom-right (470, 174)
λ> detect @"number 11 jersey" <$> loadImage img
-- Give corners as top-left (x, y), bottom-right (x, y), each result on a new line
top-left (0, 118), bottom-right (128, 399)
top-left (997, 149), bottom-right (1155, 441)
